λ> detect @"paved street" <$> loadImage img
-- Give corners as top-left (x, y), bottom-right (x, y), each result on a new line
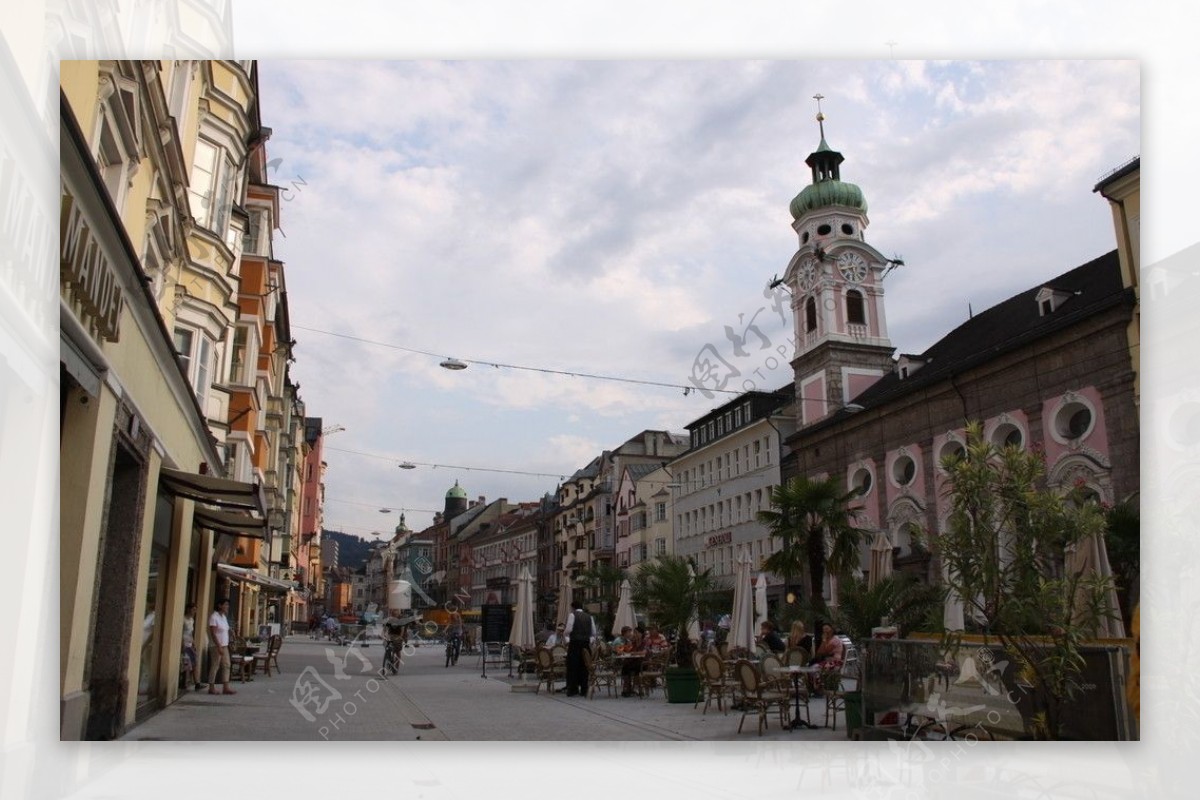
top-left (121, 636), bottom-right (845, 742)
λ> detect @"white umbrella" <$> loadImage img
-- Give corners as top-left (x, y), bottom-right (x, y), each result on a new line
top-left (555, 573), bottom-right (573, 627)
top-left (1066, 531), bottom-right (1126, 639)
top-left (728, 548), bottom-right (755, 654)
top-left (869, 530), bottom-right (893, 588)
top-left (612, 578), bottom-right (636, 636)
top-left (685, 563), bottom-right (701, 642)
top-left (754, 572), bottom-right (769, 632)
top-left (943, 562), bottom-right (965, 632)
top-left (508, 567), bottom-right (536, 684)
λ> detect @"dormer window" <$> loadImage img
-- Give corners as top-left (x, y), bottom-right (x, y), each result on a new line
top-left (896, 355), bottom-right (928, 380)
top-left (1035, 286), bottom-right (1074, 316)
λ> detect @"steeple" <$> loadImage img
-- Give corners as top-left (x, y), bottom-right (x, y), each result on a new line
top-left (781, 97), bottom-right (896, 427)
top-left (790, 96), bottom-right (867, 220)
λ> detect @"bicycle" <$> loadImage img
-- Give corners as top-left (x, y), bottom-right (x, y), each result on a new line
top-left (445, 633), bottom-right (462, 667)
top-left (381, 636), bottom-right (403, 677)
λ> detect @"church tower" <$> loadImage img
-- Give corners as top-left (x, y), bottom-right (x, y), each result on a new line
top-left (783, 98), bottom-right (896, 426)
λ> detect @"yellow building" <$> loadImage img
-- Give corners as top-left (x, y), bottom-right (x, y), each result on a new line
top-left (59, 60), bottom-right (305, 739)
top-left (1094, 157), bottom-right (1140, 406)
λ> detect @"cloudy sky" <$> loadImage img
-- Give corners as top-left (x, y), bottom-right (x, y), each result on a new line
top-left (257, 60), bottom-right (1139, 539)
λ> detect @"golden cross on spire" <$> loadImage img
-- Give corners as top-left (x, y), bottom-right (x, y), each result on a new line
top-left (813, 93), bottom-right (826, 139)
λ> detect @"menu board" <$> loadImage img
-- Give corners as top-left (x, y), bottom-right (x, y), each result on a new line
top-left (480, 604), bottom-right (513, 643)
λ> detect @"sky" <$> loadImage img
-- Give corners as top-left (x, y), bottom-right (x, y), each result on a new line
top-left (257, 59), bottom-right (1140, 540)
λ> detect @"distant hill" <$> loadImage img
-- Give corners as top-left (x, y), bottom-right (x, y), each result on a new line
top-left (322, 529), bottom-right (373, 571)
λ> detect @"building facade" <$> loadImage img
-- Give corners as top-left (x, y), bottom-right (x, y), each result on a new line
top-left (777, 125), bottom-right (1139, 597)
top-left (59, 60), bottom-right (317, 739)
top-left (670, 388), bottom-right (796, 596)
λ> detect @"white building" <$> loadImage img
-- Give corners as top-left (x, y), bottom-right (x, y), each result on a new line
top-left (670, 388), bottom-right (796, 598)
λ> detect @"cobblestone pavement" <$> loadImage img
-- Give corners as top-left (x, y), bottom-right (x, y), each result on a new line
top-left (121, 636), bottom-right (845, 742)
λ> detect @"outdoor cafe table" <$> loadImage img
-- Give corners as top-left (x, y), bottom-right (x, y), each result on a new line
top-left (771, 665), bottom-right (821, 730)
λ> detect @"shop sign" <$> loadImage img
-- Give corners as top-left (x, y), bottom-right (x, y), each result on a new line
top-left (705, 531), bottom-right (732, 549)
top-left (61, 189), bottom-right (124, 342)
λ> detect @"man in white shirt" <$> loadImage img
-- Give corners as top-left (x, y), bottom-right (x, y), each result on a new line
top-left (207, 599), bottom-right (236, 696)
top-left (563, 603), bottom-right (596, 697)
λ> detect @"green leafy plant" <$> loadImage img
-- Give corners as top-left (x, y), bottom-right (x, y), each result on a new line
top-left (835, 574), bottom-right (944, 645)
top-left (917, 421), bottom-right (1119, 740)
top-left (630, 554), bottom-right (721, 665)
top-left (757, 475), bottom-right (868, 617)
top-left (575, 562), bottom-right (626, 637)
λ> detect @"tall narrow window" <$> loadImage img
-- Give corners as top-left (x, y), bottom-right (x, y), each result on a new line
top-left (846, 289), bottom-right (866, 325)
top-left (805, 297), bottom-right (818, 332)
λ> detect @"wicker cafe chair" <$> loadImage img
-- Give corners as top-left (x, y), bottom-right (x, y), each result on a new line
top-left (534, 647), bottom-right (565, 694)
top-left (228, 635), bottom-right (255, 682)
top-left (692, 650), bottom-right (707, 710)
top-left (734, 659), bottom-right (790, 737)
top-left (700, 652), bottom-right (738, 715)
top-left (252, 634), bottom-right (282, 677)
top-left (824, 660), bottom-right (858, 731)
top-left (582, 647), bottom-right (618, 699)
top-left (783, 647), bottom-right (810, 667)
top-left (759, 653), bottom-right (791, 694)
top-left (638, 651), bottom-right (668, 698)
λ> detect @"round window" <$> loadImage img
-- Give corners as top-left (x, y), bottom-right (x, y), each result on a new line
top-left (841, 223), bottom-right (854, 235)
top-left (851, 467), bottom-right (873, 495)
top-left (892, 455), bottom-right (916, 486)
top-left (817, 223), bottom-right (832, 236)
top-left (938, 440), bottom-right (966, 469)
top-left (1054, 402), bottom-right (1093, 440)
top-left (992, 423), bottom-right (1023, 450)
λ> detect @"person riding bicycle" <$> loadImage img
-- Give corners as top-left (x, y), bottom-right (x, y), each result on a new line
top-left (381, 609), bottom-right (407, 676)
top-left (445, 611), bottom-right (464, 667)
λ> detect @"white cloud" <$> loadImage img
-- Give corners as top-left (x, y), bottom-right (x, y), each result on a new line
top-left (263, 59), bottom-right (1139, 538)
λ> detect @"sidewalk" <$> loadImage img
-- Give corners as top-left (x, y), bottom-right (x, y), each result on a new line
top-left (121, 636), bottom-right (846, 742)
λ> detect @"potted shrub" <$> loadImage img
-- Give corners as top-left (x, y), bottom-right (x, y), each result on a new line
top-left (915, 421), bottom-right (1122, 740)
top-left (630, 555), bottom-right (720, 703)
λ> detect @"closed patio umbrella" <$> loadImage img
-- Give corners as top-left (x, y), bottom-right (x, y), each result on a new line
top-left (943, 562), bottom-right (965, 632)
top-left (612, 578), bottom-right (636, 636)
top-left (728, 548), bottom-right (755, 654)
top-left (508, 566), bottom-right (536, 683)
top-left (754, 572), bottom-right (769, 632)
top-left (869, 530), bottom-right (893, 588)
top-left (686, 563), bottom-right (701, 643)
top-left (1066, 531), bottom-right (1126, 638)
top-left (555, 573), bottom-right (573, 627)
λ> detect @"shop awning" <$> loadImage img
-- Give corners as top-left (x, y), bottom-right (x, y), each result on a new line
top-left (159, 466), bottom-right (266, 513)
top-left (217, 563), bottom-right (296, 594)
top-left (193, 508), bottom-right (268, 538)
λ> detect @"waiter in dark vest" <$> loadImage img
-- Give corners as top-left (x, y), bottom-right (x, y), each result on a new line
top-left (564, 601), bottom-right (596, 697)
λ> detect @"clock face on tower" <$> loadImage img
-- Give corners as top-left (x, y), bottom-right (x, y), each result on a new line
top-left (797, 256), bottom-right (818, 292)
top-left (837, 252), bottom-right (868, 284)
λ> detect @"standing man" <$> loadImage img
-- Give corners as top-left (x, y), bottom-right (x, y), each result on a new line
top-left (563, 602), bottom-right (595, 697)
top-left (207, 599), bottom-right (236, 696)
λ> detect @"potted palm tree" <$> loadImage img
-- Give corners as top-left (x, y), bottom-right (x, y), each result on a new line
top-left (630, 554), bottom-right (720, 703)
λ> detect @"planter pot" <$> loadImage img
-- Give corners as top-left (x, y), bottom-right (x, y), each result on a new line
top-left (664, 666), bottom-right (702, 704)
top-left (842, 690), bottom-right (863, 737)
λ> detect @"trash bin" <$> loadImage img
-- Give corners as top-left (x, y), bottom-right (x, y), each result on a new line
top-left (843, 690), bottom-right (863, 737)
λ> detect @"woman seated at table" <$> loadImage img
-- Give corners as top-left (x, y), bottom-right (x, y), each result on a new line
top-left (787, 620), bottom-right (813, 653)
top-left (807, 623), bottom-right (845, 692)
top-left (611, 626), bottom-right (643, 696)
top-left (642, 625), bottom-right (669, 654)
